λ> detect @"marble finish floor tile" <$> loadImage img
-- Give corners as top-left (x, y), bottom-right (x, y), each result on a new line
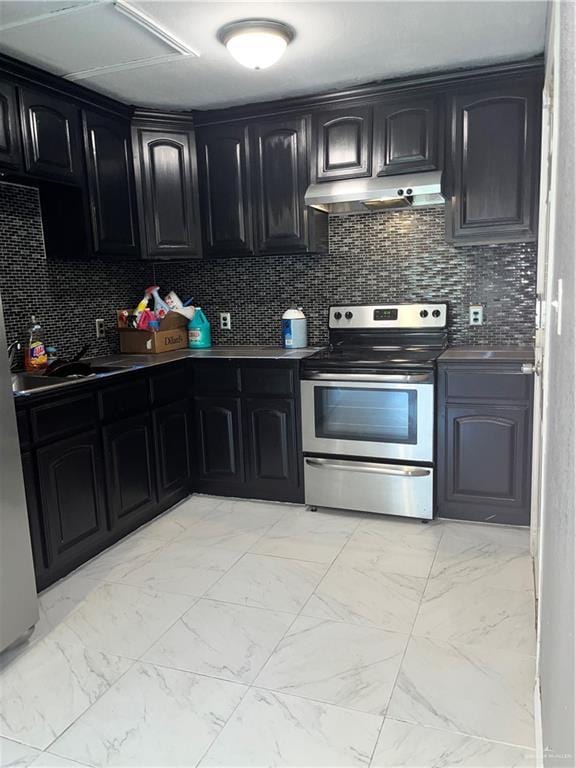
top-left (372, 719), bottom-right (536, 767)
top-left (76, 533), bottom-right (167, 583)
top-left (387, 636), bottom-right (535, 747)
top-left (109, 542), bottom-right (241, 596)
top-left (303, 557), bottom-right (426, 633)
top-left (250, 510), bottom-right (357, 563)
top-left (337, 536), bottom-right (439, 579)
top-left (413, 578), bottom-right (536, 655)
top-left (206, 554), bottom-right (327, 612)
top-left (0, 737), bottom-right (40, 768)
top-left (138, 495), bottom-right (226, 540)
top-left (180, 501), bottom-right (287, 552)
top-left (0, 638), bottom-right (131, 750)
top-left (49, 662), bottom-right (246, 768)
top-left (199, 688), bottom-right (382, 767)
top-left (255, 616), bottom-right (408, 715)
top-left (49, 582), bottom-right (194, 658)
top-left (440, 521), bottom-right (531, 550)
top-left (143, 599), bottom-right (294, 683)
top-left (430, 531), bottom-right (533, 591)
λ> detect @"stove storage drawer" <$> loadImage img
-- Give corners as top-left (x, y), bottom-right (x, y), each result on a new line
top-left (304, 457), bottom-right (433, 519)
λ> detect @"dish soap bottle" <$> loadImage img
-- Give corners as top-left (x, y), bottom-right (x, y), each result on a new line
top-left (188, 308), bottom-right (212, 348)
top-left (25, 315), bottom-right (48, 373)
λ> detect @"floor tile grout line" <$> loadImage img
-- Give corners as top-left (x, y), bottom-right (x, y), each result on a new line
top-left (383, 714), bottom-right (538, 752)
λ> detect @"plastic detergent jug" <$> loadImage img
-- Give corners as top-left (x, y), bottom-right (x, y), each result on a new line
top-left (282, 307), bottom-right (308, 349)
top-left (188, 308), bottom-right (212, 348)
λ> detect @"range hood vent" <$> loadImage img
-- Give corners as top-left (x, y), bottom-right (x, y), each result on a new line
top-left (304, 171), bottom-right (445, 214)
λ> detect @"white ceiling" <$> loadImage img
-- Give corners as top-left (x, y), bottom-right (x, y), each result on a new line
top-left (0, 0), bottom-right (547, 110)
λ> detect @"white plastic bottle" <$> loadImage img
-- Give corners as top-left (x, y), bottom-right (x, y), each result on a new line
top-left (282, 307), bottom-right (308, 348)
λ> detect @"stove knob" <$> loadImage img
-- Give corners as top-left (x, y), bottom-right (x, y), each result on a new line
top-left (345, 311), bottom-right (353, 320)
top-left (334, 311), bottom-right (342, 320)
top-left (432, 309), bottom-right (441, 318)
top-left (420, 309), bottom-right (429, 318)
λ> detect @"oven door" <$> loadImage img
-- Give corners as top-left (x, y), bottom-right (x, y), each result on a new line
top-left (301, 373), bottom-right (434, 462)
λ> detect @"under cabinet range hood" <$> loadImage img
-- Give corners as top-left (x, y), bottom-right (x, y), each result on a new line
top-left (304, 171), bottom-right (445, 214)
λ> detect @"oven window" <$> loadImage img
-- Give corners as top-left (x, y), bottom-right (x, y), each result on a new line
top-left (314, 387), bottom-right (418, 444)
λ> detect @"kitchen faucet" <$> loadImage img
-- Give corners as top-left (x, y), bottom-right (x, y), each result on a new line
top-left (7, 341), bottom-right (21, 371)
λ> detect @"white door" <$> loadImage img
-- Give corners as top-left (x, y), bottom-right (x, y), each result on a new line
top-left (530, 10), bottom-right (558, 595)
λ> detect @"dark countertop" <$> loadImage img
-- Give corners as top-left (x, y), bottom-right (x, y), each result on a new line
top-left (13, 346), bottom-right (323, 398)
top-left (439, 346), bottom-right (535, 363)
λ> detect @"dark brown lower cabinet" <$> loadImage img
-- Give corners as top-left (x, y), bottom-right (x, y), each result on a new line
top-left (21, 452), bottom-right (48, 590)
top-left (36, 429), bottom-right (110, 575)
top-left (193, 396), bottom-right (244, 489)
top-left (437, 362), bottom-right (533, 525)
top-left (245, 398), bottom-right (300, 501)
top-left (153, 400), bottom-right (191, 507)
top-left (103, 413), bottom-right (157, 535)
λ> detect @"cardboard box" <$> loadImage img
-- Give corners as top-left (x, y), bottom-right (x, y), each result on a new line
top-left (117, 310), bottom-right (189, 354)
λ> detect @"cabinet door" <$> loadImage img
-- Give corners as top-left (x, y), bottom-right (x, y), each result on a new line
top-left (194, 396), bottom-right (244, 483)
top-left (197, 123), bottom-right (254, 256)
top-left (153, 400), bottom-right (191, 506)
top-left (83, 110), bottom-right (138, 256)
top-left (374, 95), bottom-right (440, 176)
top-left (438, 404), bottom-right (532, 525)
top-left (0, 80), bottom-right (22, 169)
top-left (103, 414), bottom-right (157, 534)
top-left (252, 116), bottom-right (310, 254)
top-left (19, 88), bottom-right (82, 183)
top-left (135, 127), bottom-right (202, 259)
top-left (245, 398), bottom-right (300, 501)
top-left (446, 79), bottom-right (540, 244)
top-left (37, 430), bottom-right (109, 573)
top-left (315, 106), bottom-right (372, 181)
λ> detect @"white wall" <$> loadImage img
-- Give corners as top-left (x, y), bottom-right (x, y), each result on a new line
top-left (538, 3), bottom-right (575, 765)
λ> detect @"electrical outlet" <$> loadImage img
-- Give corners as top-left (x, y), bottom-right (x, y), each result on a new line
top-left (95, 318), bottom-right (105, 339)
top-left (220, 312), bottom-right (231, 330)
top-left (469, 305), bottom-right (484, 326)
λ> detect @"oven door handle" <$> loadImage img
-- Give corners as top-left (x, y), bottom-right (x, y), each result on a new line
top-left (305, 458), bottom-right (432, 477)
top-left (303, 372), bottom-right (433, 384)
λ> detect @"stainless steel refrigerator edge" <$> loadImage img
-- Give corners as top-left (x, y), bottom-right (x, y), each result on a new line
top-left (0, 292), bottom-right (38, 652)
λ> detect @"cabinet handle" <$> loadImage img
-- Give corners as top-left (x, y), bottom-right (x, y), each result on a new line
top-left (521, 362), bottom-right (541, 376)
top-left (305, 458), bottom-right (431, 477)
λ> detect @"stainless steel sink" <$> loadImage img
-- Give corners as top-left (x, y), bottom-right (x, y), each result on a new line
top-left (11, 372), bottom-right (71, 394)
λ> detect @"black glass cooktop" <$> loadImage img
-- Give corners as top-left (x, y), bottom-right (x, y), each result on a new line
top-left (303, 344), bottom-right (445, 373)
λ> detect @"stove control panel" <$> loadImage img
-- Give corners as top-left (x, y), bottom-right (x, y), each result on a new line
top-left (329, 303), bottom-right (447, 329)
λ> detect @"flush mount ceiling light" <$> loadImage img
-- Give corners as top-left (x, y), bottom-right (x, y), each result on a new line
top-left (218, 19), bottom-right (294, 70)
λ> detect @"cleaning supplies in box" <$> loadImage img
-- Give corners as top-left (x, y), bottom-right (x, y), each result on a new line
top-left (188, 308), bottom-right (211, 348)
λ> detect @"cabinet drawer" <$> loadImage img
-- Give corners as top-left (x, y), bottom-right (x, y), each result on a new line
top-left (242, 367), bottom-right (295, 396)
top-left (194, 363), bottom-right (241, 394)
top-left (98, 378), bottom-right (150, 422)
top-left (31, 393), bottom-right (97, 442)
top-left (150, 365), bottom-right (190, 405)
top-left (442, 368), bottom-right (532, 403)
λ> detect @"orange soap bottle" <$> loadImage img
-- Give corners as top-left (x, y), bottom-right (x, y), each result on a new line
top-left (24, 315), bottom-right (48, 373)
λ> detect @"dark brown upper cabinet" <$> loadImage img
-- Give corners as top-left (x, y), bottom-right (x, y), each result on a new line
top-left (132, 120), bottom-right (202, 260)
top-left (0, 80), bottom-right (22, 169)
top-left (19, 88), bottom-right (82, 183)
top-left (315, 106), bottom-right (372, 181)
top-left (445, 77), bottom-right (541, 244)
top-left (197, 122), bottom-right (254, 257)
top-left (374, 95), bottom-right (441, 176)
top-left (252, 115), bottom-right (327, 255)
top-left (83, 110), bottom-right (138, 257)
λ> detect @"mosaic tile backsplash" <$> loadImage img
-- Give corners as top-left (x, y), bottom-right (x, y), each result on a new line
top-left (0, 182), bottom-right (536, 360)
